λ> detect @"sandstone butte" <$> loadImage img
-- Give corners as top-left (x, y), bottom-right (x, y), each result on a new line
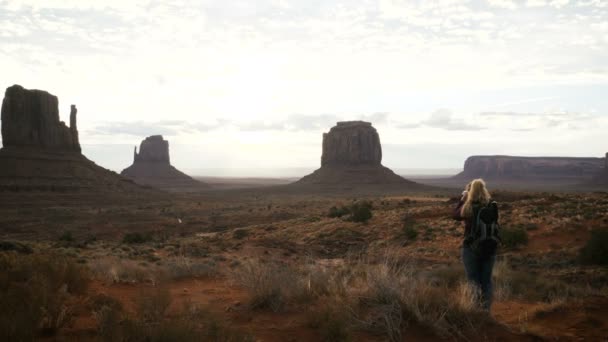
top-left (0, 84), bottom-right (144, 192)
top-left (295, 121), bottom-right (423, 189)
top-left (121, 135), bottom-right (208, 192)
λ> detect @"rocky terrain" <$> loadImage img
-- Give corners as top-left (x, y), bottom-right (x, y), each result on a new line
top-left (455, 155), bottom-right (604, 181)
top-left (121, 135), bottom-right (208, 192)
top-left (295, 121), bottom-right (423, 189)
top-left (0, 85), bottom-right (143, 192)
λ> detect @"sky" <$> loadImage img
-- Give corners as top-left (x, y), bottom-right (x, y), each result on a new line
top-left (1, 0), bottom-right (607, 177)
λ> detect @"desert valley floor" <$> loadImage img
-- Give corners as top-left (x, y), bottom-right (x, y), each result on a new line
top-left (1, 179), bottom-right (607, 341)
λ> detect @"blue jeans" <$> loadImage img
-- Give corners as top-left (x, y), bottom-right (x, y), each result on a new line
top-left (462, 246), bottom-right (495, 311)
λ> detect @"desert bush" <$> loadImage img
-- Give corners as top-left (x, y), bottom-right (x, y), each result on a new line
top-left (427, 264), bottom-right (465, 288)
top-left (0, 252), bottom-right (90, 340)
top-left (350, 201), bottom-right (373, 223)
top-left (493, 260), bottom-right (578, 302)
top-left (123, 232), bottom-right (152, 244)
top-left (400, 215), bottom-right (419, 241)
top-left (232, 259), bottom-right (305, 312)
top-left (328, 205), bottom-right (350, 218)
top-left (177, 241), bottom-right (210, 257)
top-left (136, 287), bottom-right (171, 323)
top-left (94, 295), bottom-right (253, 342)
top-left (93, 304), bottom-right (124, 341)
top-left (307, 301), bottom-right (352, 342)
top-left (500, 226), bottom-right (528, 248)
top-left (233, 229), bottom-right (249, 240)
top-left (579, 229), bottom-right (608, 265)
top-left (59, 231), bottom-right (75, 242)
top-left (353, 257), bottom-right (489, 340)
top-left (89, 257), bottom-right (159, 284)
top-left (0, 241), bottom-right (33, 254)
top-left (164, 256), bottom-right (218, 279)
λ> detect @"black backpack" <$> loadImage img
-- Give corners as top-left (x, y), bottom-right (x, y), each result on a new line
top-left (469, 201), bottom-right (501, 255)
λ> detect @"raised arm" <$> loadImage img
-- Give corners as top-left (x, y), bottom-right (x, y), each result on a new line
top-left (453, 200), bottom-right (465, 221)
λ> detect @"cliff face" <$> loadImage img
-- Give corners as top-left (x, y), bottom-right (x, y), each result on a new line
top-left (121, 135), bottom-right (208, 192)
top-left (0, 85), bottom-right (145, 192)
top-left (321, 121), bottom-right (382, 167)
top-left (134, 135), bottom-right (170, 164)
top-left (295, 121), bottom-right (421, 188)
top-left (1, 84), bottom-right (80, 152)
top-left (456, 155), bottom-right (605, 180)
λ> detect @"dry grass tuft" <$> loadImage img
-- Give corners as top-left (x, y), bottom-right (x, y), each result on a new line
top-left (0, 251), bottom-right (90, 340)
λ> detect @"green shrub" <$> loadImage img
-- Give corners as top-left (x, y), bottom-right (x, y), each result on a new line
top-left (123, 232), bottom-right (151, 244)
top-left (59, 231), bottom-right (75, 242)
top-left (328, 206), bottom-right (350, 218)
top-left (350, 201), bottom-right (373, 223)
top-left (233, 229), bottom-right (249, 240)
top-left (500, 227), bottom-right (528, 248)
top-left (0, 241), bottom-right (32, 254)
top-left (579, 229), bottom-right (608, 265)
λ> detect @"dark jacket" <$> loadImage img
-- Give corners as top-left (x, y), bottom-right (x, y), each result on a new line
top-left (453, 199), bottom-right (498, 245)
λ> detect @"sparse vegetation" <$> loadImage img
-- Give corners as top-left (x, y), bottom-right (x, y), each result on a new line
top-left (123, 232), bottom-right (152, 244)
top-left (233, 229), bottom-right (249, 239)
top-left (3, 189), bottom-right (608, 341)
top-left (0, 252), bottom-right (90, 340)
top-left (307, 302), bottom-right (352, 342)
top-left (500, 226), bottom-right (529, 248)
top-left (328, 205), bottom-right (350, 218)
top-left (349, 201), bottom-right (373, 223)
top-left (579, 229), bottom-right (608, 265)
top-left (232, 259), bottom-right (306, 311)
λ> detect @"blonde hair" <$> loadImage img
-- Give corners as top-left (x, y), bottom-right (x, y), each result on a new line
top-left (461, 179), bottom-right (491, 218)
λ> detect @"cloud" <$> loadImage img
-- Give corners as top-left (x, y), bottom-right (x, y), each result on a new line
top-left (88, 112), bottom-right (390, 137)
top-left (426, 109), bottom-right (484, 131)
top-left (479, 110), bottom-right (598, 131)
top-left (89, 120), bottom-right (224, 137)
top-left (487, 0), bottom-right (519, 10)
top-left (398, 109), bottom-right (484, 131)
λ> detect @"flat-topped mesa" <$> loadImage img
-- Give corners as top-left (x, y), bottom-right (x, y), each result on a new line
top-left (134, 135), bottom-right (170, 164)
top-left (1, 84), bottom-right (80, 152)
top-left (294, 121), bottom-right (424, 189)
top-left (321, 121), bottom-right (382, 167)
top-left (456, 155), bottom-right (604, 179)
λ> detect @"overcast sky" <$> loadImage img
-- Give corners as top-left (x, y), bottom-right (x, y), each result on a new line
top-left (1, 0), bottom-right (607, 176)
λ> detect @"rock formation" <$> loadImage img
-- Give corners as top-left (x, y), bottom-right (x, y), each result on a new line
top-left (0, 84), bottom-right (144, 192)
top-left (455, 155), bottom-right (605, 181)
top-left (321, 121), bottom-right (382, 167)
top-left (121, 135), bottom-right (208, 192)
top-left (1, 85), bottom-right (81, 152)
top-left (590, 152), bottom-right (608, 185)
top-left (134, 135), bottom-right (170, 163)
top-left (295, 121), bottom-right (422, 189)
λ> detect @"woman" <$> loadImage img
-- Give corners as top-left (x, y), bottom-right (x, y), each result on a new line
top-left (453, 178), bottom-right (498, 311)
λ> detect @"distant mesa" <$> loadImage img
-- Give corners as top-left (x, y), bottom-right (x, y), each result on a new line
top-left (295, 121), bottom-right (422, 188)
top-left (590, 152), bottom-right (608, 185)
top-left (0, 84), bottom-right (145, 192)
top-left (121, 135), bottom-right (208, 192)
top-left (454, 155), bottom-right (605, 181)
